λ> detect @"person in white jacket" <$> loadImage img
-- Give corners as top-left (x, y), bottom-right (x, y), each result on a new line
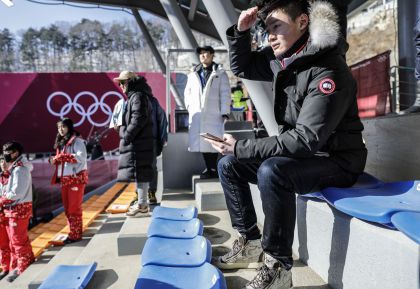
top-left (184, 46), bottom-right (231, 179)
top-left (49, 118), bottom-right (88, 244)
top-left (0, 142), bottom-right (34, 282)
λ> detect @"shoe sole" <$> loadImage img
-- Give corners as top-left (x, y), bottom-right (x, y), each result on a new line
top-left (214, 261), bottom-right (263, 270)
top-left (268, 271), bottom-right (293, 289)
top-left (126, 212), bottom-right (149, 217)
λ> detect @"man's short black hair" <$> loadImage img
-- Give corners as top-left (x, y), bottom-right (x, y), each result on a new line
top-left (253, 0), bottom-right (310, 22)
top-left (3, 141), bottom-right (24, 155)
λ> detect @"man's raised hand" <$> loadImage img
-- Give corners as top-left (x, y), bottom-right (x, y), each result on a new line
top-left (238, 7), bottom-right (259, 32)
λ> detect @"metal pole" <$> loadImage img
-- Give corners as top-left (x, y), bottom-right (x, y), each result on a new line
top-left (159, 0), bottom-right (200, 64)
top-left (166, 52), bottom-right (171, 132)
top-left (397, 0), bottom-right (417, 109)
top-left (202, 0), bottom-right (279, 136)
top-left (131, 8), bottom-right (186, 110)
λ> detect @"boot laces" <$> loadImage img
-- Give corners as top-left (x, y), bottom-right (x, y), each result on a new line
top-left (248, 265), bottom-right (274, 288)
top-left (223, 238), bottom-right (243, 260)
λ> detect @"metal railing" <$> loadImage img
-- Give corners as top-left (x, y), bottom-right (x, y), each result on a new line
top-left (390, 65), bottom-right (417, 112)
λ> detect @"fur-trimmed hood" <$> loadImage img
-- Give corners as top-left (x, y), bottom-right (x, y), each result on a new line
top-left (309, 1), bottom-right (341, 49)
top-left (280, 0), bottom-right (347, 68)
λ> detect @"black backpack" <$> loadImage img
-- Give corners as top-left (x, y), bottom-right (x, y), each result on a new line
top-left (149, 96), bottom-right (168, 155)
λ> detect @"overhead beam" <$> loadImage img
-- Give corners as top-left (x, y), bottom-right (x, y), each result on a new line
top-left (56, 0), bottom-right (220, 39)
top-left (131, 8), bottom-right (186, 109)
top-left (188, 0), bottom-right (198, 21)
top-left (55, 0), bottom-right (370, 40)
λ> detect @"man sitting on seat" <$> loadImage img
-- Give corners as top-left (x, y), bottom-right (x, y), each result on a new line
top-left (205, 1), bottom-right (367, 288)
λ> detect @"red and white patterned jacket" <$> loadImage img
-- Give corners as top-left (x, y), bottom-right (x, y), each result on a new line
top-left (0, 156), bottom-right (33, 219)
top-left (52, 135), bottom-right (88, 187)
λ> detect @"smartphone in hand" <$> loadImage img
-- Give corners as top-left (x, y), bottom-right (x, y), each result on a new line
top-left (200, 133), bottom-right (228, 144)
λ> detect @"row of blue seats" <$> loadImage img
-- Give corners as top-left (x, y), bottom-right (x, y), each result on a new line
top-left (135, 206), bottom-right (227, 289)
top-left (303, 173), bottom-right (420, 244)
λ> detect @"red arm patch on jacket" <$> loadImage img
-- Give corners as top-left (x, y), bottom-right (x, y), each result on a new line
top-left (318, 78), bottom-right (336, 94)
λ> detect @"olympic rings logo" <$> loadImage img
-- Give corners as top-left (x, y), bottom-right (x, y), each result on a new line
top-left (46, 91), bottom-right (124, 127)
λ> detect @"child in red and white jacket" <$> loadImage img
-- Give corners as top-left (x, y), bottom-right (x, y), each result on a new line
top-left (0, 142), bottom-right (34, 282)
top-left (49, 118), bottom-right (88, 245)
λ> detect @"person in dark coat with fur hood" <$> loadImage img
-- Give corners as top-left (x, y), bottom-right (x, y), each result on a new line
top-left (205, 1), bottom-right (367, 289)
top-left (114, 71), bottom-right (154, 217)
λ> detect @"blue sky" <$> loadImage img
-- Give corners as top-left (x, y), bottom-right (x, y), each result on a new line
top-left (0, 0), bottom-right (151, 33)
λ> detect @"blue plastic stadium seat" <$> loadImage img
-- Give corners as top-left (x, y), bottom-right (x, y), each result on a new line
top-left (38, 262), bottom-right (97, 289)
top-left (152, 206), bottom-right (198, 221)
top-left (148, 218), bottom-right (204, 239)
top-left (321, 180), bottom-right (420, 226)
top-left (301, 172), bottom-right (383, 200)
top-left (391, 211), bottom-right (420, 244)
top-left (142, 236), bottom-right (211, 267)
top-left (135, 263), bottom-right (227, 289)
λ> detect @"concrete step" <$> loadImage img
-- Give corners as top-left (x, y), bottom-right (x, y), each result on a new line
top-left (194, 179), bottom-right (227, 211)
top-left (116, 213), bottom-right (151, 257)
top-left (73, 213), bottom-right (144, 289)
top-left (192, 175), bottom-right (219, 194)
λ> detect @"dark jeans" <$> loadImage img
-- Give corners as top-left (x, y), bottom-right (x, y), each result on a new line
top-left (217, 155), bottom-right (358, 268)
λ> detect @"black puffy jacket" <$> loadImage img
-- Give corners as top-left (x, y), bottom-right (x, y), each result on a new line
top-left (117, 76), bottom-right (155, 183)
top-left (227, 1), bottom-right (367, 174)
